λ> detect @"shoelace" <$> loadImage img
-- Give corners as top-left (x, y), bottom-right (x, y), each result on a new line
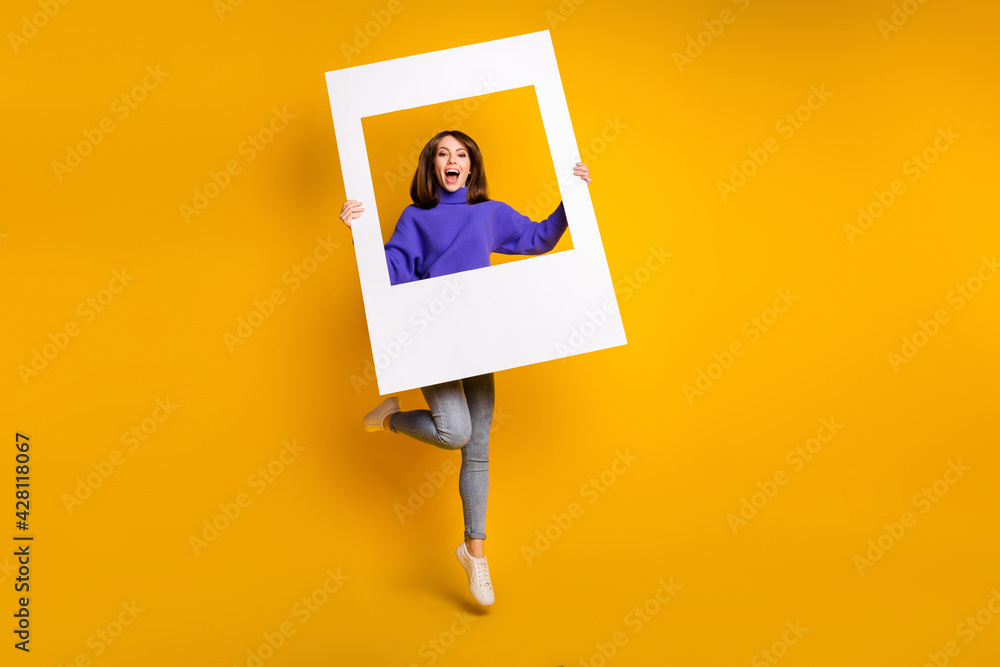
top-left (474, 558), bottom-right (493, 590)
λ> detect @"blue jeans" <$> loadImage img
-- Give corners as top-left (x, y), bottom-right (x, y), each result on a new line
top-left (388, 372), bottom-right (494, 540)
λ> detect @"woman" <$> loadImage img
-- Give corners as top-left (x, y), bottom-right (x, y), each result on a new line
top-left (339, 130), bottom-right (591, 606)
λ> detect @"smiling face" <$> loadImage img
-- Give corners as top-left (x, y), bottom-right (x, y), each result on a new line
top-left (410, 130), bottom-right (489, 208)
top-left (433, 134), bottom-right (471, 192)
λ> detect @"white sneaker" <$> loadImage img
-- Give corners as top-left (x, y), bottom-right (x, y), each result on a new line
top-left (362, 397), bottom-right (400, 432)
top-left (456, 541), bottom-right (495, 606)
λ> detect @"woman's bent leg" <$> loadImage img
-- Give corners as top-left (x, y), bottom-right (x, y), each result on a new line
top-left (460, 373), bottom-right (494, 541)
top-left (388, 379), bottom-right (472, 450)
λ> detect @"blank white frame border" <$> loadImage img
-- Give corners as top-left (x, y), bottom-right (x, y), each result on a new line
top-left (325, 30), bottom-right (627, 395)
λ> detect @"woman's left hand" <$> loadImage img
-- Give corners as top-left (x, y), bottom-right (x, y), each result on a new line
top-left (574, 162), bottom-right (592, 185)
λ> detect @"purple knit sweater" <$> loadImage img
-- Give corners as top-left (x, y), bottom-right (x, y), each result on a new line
top-left (384, 186), bottom-right (569, 286)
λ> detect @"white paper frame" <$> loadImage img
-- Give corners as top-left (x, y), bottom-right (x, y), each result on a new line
top-left (325, 30), bottom-right (627, 395)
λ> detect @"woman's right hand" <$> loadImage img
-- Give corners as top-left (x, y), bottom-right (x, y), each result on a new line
top-left (339, 200), bottom-right (365, 229)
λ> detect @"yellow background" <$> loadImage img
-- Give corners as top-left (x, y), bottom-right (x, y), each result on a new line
top-left (2, 0), bottom-right (998, 665)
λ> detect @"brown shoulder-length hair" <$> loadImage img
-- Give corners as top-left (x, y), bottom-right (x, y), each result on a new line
top-left (410, 130), bottom-right (489, 209)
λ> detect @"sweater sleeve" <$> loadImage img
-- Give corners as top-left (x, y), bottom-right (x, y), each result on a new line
top-left (384, 212), bottom-right (422, 285)
top-left (492, 201), bottom-right (569, 256)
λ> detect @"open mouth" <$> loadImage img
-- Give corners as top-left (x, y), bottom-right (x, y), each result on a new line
top-left (444, 168), bottom-right (461, 185)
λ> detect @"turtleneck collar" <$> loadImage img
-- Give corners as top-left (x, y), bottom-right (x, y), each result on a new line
top-left (438, 186), bottom-right (468, 205)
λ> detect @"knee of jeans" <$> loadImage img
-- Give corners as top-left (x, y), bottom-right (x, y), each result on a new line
top-left (439, 420), bottom-right (472, 450)
top-left (465, 433), bottom-right (490, 450)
